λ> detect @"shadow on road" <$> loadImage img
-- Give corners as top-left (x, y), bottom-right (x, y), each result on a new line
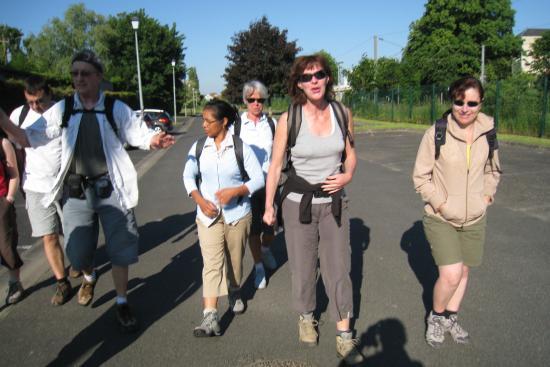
top-left (345, 318), bottom-right (422, 367)
top-left (400, 221), bottom-right (438, 315)
top-left (47, 212), bottom-right (201, 366)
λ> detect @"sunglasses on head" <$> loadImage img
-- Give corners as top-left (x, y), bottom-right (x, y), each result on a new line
top-left (246, 98), bottom-right (266, 104)
top-left (298, 70), bottom-right (327, 83)
top-left (453, 100), bottom-right (481, 107)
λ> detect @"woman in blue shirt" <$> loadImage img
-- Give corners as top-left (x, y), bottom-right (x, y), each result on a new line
top-left (183, 99), bottom-right (264, 337)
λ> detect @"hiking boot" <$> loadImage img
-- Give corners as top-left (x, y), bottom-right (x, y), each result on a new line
top-left (194, 310), bottom-right (221, 337)
top-left (69, 267), bottom-right (82, 278)
top-left (261, 248), bottom-right (277, 270)
top-left (51, 280), bottom-right (72, 306)
top-left (336, 332), bottom-right (364, 365)
top-left (445, 314), bottom-right (470, 344)
top-left (426, 311), bottom-right (446, 348)
top-left (5, 281), bottom-right (24, 305)
top-left (229, 289), bottom-right (245, 314)
top-left (298, 314), bottom-right (318, 346)
top-left (77, 278), bottom-right (96, 306)
top-left (254, 265), bottom-right (267, 289)
top-left (116, 303), bottom-right (139, 333)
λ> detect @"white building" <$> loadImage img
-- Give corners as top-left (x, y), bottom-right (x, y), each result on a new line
top-left (518, 28), bottom-right (549, 73)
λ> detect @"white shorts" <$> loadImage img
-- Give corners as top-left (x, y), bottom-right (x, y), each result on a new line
top-left (25, 190), bottom-right (61, 237)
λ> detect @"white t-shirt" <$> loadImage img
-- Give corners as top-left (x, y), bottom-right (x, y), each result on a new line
top-left (10, 105), bottom-right (62, 193)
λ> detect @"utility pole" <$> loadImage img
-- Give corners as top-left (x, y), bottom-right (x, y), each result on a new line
top-left (480, 44), bottom-right (486, 84)
top-left (373, 35), bottom-right (378, 62)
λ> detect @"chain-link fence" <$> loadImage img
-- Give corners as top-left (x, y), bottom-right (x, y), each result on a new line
top-left (341, 76), bottom-right (550, 138)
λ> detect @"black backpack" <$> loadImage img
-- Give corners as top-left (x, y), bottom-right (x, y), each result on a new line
top-left (61, 94), bottom-right (119, 138)
top-left (434, 118), bottom-right (498, 160)
top-left (233, 113), bottom-right (276, 138)
top-left (194, 134), bottom-right (250, 204)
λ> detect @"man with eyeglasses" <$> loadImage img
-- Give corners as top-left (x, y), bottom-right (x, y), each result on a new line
top-left (230, 80), bottom-right (277, 297)
top-left (0, 50), bottom-right (175, 333)
top-left (8, 76), bottom-right (73, 306)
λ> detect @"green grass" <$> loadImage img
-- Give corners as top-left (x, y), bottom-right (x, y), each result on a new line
top-left (354, 118), bottom-right (550, 148)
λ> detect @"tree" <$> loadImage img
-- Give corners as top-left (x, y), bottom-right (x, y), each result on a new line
top-left (529, 31), bottom-right (550, 76)
top-left (348, 56), bottom-right (401, 91)
top-left (402, 0), bottom-right (522, 85)
top-left (24, 4), bottom-right (105, 76)
top-left (223, 16), bottom-right (301, 103)
top-left (95, 9), bottom-right (186, 110)
top-left (0, 24), bottom-right (23, 65)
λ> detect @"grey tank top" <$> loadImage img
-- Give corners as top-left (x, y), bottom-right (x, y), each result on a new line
top-left (287, 105), bottom-right (345, 204)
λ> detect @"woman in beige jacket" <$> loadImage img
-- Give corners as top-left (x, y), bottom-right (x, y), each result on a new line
top-left (413, 76), bottom-right (501, 348)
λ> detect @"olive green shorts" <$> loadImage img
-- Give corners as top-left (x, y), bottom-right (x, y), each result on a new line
top-left (422, 214), bottom-right (487, 267)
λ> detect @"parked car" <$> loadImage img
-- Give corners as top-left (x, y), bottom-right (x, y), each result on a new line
top-left (135, 109), bottom-right (174, 132)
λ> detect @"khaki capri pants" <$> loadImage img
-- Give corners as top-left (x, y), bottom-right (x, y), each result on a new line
top-left (196, 213), bottom-right (251, 298)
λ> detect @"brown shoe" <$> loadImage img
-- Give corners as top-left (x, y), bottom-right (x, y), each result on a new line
top-left (69, 267), bottom-right (82, 279)
top-left (298, 314), bottom-right (318, 346)
top-left (51, 280), bottom-right (72, 306)
top-left (77, 278), bottom-right (96, 306)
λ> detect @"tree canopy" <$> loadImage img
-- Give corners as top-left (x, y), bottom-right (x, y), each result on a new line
top-left (347, 55), bottom-right (401, 91)
top-left (223, 16), bottom-right (300, 103)
top-left (529, 30), bottom-right (550, 76)
top-left (402, 0), bottom-right (522, 85)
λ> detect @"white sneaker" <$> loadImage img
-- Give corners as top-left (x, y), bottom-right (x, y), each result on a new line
top-left (254, 265), bottom-right (267, 289)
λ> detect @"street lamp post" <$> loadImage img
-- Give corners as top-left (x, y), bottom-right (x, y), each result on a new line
top-left (171, 59), bottom-right (177, 124)
top-left (131, 17), bottom-right (144, 115)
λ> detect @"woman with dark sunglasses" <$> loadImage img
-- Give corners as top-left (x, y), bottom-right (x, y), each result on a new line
top-left (263, 55), bottom-right (363, 365)
top-left (231, 80), bottom-right (278, 291)
top-left (413, 76), bottom-right (502, 348)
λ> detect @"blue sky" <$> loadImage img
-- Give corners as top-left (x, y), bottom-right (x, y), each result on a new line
top-left (2, 0), bottom-right (549, 94)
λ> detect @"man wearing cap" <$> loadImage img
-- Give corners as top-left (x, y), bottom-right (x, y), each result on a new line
top-left (0, 50), bottom-right (175, 333)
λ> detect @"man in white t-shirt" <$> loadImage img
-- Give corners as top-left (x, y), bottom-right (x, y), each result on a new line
top-left (9, 76), bottom-right (70, 306)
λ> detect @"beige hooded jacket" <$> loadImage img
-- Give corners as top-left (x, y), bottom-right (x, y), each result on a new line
top-left (413, 112), bottom-right (502, 227)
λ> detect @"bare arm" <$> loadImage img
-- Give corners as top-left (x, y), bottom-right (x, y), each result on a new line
top-left (2, 138), bottom-right (19, 203)
top-left (263, 112), bottom-right (289, 226)
top-left (0, 107), bottom-right (30, 148)
top-left (322, 108), bottom-right (357, 193)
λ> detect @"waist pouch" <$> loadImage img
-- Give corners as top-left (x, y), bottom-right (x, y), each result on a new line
top-left (65, 173), bottom-right (113, 199)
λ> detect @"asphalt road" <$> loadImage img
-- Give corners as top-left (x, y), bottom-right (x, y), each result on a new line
top-left (0, 117), bottom-right (548, 367)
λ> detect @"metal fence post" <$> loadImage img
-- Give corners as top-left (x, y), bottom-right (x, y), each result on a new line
top-left (495, 80), bottom-right (501, 130)
top-left (391, 88), bottom-right (395, 121)
top-left (431, 84), bottom-right (436, 123)
top-left (540, 75), bottom-right (548, 138)
top-left (408, 87), bottom-right (413, 121)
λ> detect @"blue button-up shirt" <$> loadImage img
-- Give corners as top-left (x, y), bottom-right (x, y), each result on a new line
top-left (183, 132), bottom-right (264, 227)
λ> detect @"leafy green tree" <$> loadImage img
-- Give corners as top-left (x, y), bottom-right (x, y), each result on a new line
top-left (529, 31), bottom-right (550, 76)
top-left (95, 9), bottom-right (186, 110)
top-left (223, 16), bottom-right (301, 103)
top-left (402, 0), bottom-right (522, 84)
top-left (0, 24), bottom-right (23, 65)
top-left (348, 55), bottom-right (401, 91)
top-left (24, 4), bottom-right (105, 76)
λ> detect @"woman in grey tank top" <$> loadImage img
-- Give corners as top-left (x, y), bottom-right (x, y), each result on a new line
top-left (263, 55), bottom-right (363, 365)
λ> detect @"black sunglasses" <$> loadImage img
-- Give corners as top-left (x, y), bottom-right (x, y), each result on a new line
top-left (453, 100), bottom-right (481, 107)
top-left (246, 98), bottom-right (266, 104)
top-left (298, 70), bottom-right (328, 83)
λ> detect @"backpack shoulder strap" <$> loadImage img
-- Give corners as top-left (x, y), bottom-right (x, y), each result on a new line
top-left (61, 95), bottom-right (75, 128)
top-left (330, 100), bottom-right (354, 148)
top-left (287, 103), bottom-right (302, 149)
top-left (103, 95), bottom-right (119, 137)
top-left (234, 118), bottom-right (241, 137)
top-left (232, 134), bottom-right (249, 182)
top-left (266, 115), bottom-right (276, 138)
top-left (194, 136), bottom-right (207, 185)
top-left (485, 128), bottom-right (498, 160)
top-left (19, 104), bottom-right (30, 126)
top-left (434, 118), bottom-right (448, 160)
